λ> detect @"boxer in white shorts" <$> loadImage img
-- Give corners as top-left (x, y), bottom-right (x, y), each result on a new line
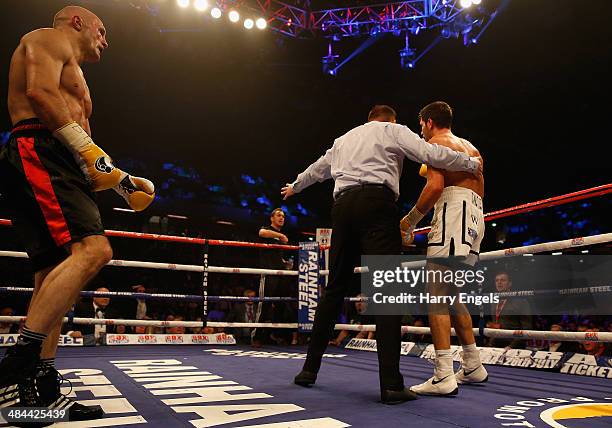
top-left (427, 186), bottom-right (484, 266)
top-left (400, 101), bottom-right (488, 396)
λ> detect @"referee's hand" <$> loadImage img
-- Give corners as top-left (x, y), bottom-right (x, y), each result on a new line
top-left (281, 183), bottom-right (295, 200)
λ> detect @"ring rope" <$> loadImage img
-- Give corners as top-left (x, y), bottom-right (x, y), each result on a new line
top-left (0, 183), bottom-right (609, 249)
top-left (1, 232), bottom-right (610, 276)
top-left (0, 287), bottom-right (299, 302)
top-left (334, 324), bottom-right (612, 342)
top-left (2, 286), bottom-right (610, 302)
top-left (413, 183), bottom-right (612, 234)
top-left (495, 285), bottom-right (612, 298)
top-left (0, 316), bottom-right (295, 330)
top-left (324, 232), bottom-right (612, 274)
top-left (0, 316), bottom-right (609, 342)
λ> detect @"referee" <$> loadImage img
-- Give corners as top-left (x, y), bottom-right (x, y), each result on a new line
top-left (281, 105), bottom-right (482, 404)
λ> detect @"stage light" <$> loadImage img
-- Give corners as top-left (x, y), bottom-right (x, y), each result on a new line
top-left (194, 0), bottom-right (208, 12)
top-left (399, 47), bottom-right (416, 70)
top-left (211, 7), bottom-right (222, 19)
top-left (460, 0), bottom-right (473, 8)
top-left (256, 18), bottom-right (267, 30)
top-left (244, 19), bottom-right (254, 29)
top-left (472, 0), bottom-right (482, 4)
top-left (228, 10), bottom-right (240, 23)
top-left (177, 0), bottom-right (190, 8)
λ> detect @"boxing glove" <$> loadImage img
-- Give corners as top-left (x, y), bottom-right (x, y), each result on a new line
top-left (53, 122), bottom-right (123, 191)
top-left (114, 175), bottom-right (155, 211)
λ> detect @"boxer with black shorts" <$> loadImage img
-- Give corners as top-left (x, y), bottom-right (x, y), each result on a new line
top-left (0, 6), bottom-right (153, 423)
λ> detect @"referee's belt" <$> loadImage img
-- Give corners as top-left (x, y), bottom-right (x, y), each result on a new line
top-left (335, 183), bottom-right (394, 200)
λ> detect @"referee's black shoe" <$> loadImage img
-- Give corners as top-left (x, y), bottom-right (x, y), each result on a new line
top-left (381, 387), bottom-right (418, 405)
top-left (294, 370), bottom-right (317, 387)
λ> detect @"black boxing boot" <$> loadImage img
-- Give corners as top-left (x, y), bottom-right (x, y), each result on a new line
top-left (0, 341), bottom-right (41, 409)
top-left (0, 341), bottom-right (53, 427)
top-left (36, 365), bottom-right (104, 421)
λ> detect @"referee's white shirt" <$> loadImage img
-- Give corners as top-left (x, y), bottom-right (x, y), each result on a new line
top-left (292, 121), bottom-right (479, 200)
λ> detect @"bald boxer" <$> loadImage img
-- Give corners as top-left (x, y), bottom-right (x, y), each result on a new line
top-left (402, 101), bottom-right (488, 396)
top-left (0, 6), bottom-right (152, 421)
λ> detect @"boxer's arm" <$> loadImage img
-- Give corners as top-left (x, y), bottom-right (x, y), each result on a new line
top-left (23, 30), bottom-right (74, 130)
top-left (414, 167), bottom-right (445, 214)
top-left (290, 147), bottom-right (333, 194)
top-left (391, 124), bottom-right (480, 174)
top-left (400, 166), bottom-right (444, 238)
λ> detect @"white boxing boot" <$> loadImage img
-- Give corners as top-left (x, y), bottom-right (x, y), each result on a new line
top-left (410, 350), bottom-right (458, 396)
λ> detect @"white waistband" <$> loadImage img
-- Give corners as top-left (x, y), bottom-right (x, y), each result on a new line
top-left (435, 186), bottom-right (483, 210)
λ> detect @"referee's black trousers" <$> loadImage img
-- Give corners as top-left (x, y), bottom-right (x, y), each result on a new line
top-left (303, 185), bottom-right (404, 391)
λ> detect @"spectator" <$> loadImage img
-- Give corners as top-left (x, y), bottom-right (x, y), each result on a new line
top-left (208, 302), bottom-right (227, 323)
top-left (526, 317), bottom-right (549, 351)
top-left (580, 329), bottom-right (607, 356)
top-left (406, 318), bottom-right (430, 344)
top-left (185, 301), bottom-right (200, 321)
top-left (329, 296), bottom-right (374, 346)
top-left (187, 316), bottom-right (216, 334)
top-left (547, 324), bottom-right (576, 353)
top-left (167, 315), bottom-right (186, 334)
top-left (226, 289), bottom-right (259, 345)
top-left (0, 307), bottom-right (18, 334)
top-left (489, 271), bottom-right (532, 349)
top-left (132, 284), bottom-right (149, 320)
top-left (64, 287), bottom-right (117, 345)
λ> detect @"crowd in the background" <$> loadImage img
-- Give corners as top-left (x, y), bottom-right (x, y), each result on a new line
top-left (0, 160), bottom-right (609, 355)
top-left (2, 288), bottom-right (610, 356)
top-left (1, 236), bottom-right (610, 356)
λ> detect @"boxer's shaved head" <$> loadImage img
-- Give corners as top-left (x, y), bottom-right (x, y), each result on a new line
top-left (53, 6), bottom-right (101, 29)
top-left (52, 5), bottom-right (108, 63)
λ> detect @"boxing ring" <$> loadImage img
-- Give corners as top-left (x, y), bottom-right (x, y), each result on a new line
top-left (0, 344), bottom-right (603, 428)
top-left (1, 184), bottom-right (611, 427)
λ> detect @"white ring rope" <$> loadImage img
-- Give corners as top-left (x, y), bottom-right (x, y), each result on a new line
top-left (324, 232), bottom-right (612, 274)
top-left (1, 232), bottom-right (610, 276)
top-left (0, 316), bottom-right (295, 329)
top-left (334, 324), bottom-right (612, 342)
top-left (0, 252), bottom-right (297, 276)
top-left (398, 232), bottom-right (612, 270)
top-left (479, 233), bottom-right (612, 260)
top-left (2, 234), bottom-right (610, 344)
top-left (0, 316), bottom-right (609, 342)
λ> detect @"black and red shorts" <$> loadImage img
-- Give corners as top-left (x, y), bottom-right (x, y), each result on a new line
top-left (0, 118), bottom-right (104, 271)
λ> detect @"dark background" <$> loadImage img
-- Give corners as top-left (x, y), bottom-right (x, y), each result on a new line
top-left (0, 1), bottom-right (610, 340)
top-left (1, 0), bottom-right (611, 228)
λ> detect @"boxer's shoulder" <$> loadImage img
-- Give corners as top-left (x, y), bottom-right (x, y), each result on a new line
top-left (20, 28), bottom-right (72, 58)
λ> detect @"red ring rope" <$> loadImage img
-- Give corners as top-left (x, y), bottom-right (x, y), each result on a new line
top-left (0, 183), bottom-right (609, 248)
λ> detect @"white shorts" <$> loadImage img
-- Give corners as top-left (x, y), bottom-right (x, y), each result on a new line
top-left (426, 186), bottom-right (485, 266)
